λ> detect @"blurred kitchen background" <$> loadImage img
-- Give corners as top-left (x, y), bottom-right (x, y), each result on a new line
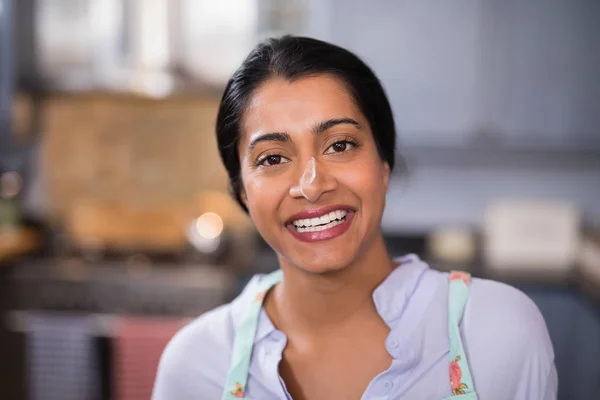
top-left (0, 0), bottom-right (599, 399)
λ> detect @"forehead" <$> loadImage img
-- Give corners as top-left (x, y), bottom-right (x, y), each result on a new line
top-left (241, 75), bottom-right (364, 139)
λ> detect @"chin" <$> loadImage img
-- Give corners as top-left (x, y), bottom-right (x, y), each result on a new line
top-left (282, 247), bottom-right (358, 275)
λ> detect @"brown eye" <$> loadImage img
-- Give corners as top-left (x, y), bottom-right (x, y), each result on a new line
top-left (265, 155), bottom-right (282, 165)
top-left (325, 140), bottom-right (356, 154)
top-left (257, 154), bottom-right (289, 167)
top-left (332, 142), bottom-right (347, 152)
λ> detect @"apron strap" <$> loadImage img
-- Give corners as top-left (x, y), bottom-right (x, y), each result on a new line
top-left (222, 269), bottom-right (284, 399)
top-left (222, 268), bottom-right (479, 399)
top-left (447, 271), bottom-right (477, 397)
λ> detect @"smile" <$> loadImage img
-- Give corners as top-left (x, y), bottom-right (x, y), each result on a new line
top-left (292, 210), bottom-right (347, 232)
top-left (286, 206), bottom-right (355, 243)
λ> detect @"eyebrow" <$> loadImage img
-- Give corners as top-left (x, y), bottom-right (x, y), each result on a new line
top-left (312, 118), bottom-right (361, 134)
top-left (247, 118), bottom-right (361, 152)
top-left (248, 132), bottom-right (291, 152)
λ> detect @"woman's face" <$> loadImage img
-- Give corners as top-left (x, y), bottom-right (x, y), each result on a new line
top-left (238, 75), bottom-right (390, 274)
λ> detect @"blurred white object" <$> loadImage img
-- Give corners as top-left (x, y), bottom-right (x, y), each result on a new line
top-left (180, 0), bottom-right (259, 86)
top-left (127, 0), bottom-right (175, 96)
top-left (129, 0), bottom-right (171, 72)
top-left (36, 0), bottom-right (95, 83)
top-left (428, 226), bottom-right (476, 265)
top-left (484, 199), bottom-right (580, 272)
top-left (36, 0), bottom-right (125, 89)
top-left (34, 0), bottom-right (261, 91)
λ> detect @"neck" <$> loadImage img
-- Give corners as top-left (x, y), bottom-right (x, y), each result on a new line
top-left (268, 234), bottom-right (396, 337)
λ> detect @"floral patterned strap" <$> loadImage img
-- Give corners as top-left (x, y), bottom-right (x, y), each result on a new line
top-left (447, 271), bottom-right (477, 398)
top-left (223, 269), bottom-right (478, 399)
top-left (221, 269), bottom-right (284, 400)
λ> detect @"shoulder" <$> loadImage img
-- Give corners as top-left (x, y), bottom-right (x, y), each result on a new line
top-left (153, 273), bottom-right (269, 399)
top-left (463, 277), bottom-right (557, 397)
top-left (152, 304), bottom-right (234, 399)
top-left (420, 266), bottom-right (553, 355)
top-left (465, 277), bottom-right (554, 356)
top-left (402, 258), bottom-right (558, 397)
top-left (160, 302), bottom-right (236, 369)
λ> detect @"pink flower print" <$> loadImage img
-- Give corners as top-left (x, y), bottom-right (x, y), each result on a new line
top-left (450, 355), bottom-right (469, 395)
top-left (231, 382), bottom-right (245, 398)
top-left (255, 290), bottom-right (266, 302)
top-left (449, 271), bottom-right (471, 286)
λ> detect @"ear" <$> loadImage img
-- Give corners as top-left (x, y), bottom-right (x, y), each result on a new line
top-left (240, 187), bottom-right (248, 208)
top-left (382, 161), bottom-right (391, 193)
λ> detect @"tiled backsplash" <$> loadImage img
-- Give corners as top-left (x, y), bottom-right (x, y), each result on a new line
top-left (39, 93), bottom-right (229, 218)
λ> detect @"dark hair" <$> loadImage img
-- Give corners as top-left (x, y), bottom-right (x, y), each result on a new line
top-left (216, 35), bottom-right (397, 212)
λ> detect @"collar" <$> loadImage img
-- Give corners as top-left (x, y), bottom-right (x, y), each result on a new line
top-left (230, 254), bottom-right (431, 344)
top-left (373, 254), bottom-right (429, 327)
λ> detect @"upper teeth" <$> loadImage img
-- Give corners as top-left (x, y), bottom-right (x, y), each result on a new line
top-left (293, 210), bottom-right (347, 227)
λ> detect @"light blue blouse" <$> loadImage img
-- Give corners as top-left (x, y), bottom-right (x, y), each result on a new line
top-left (153, 255), bottom-right (558, 399)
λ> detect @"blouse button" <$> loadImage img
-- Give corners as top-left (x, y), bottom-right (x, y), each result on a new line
top-left (387, 338), bottom-right (400, 349)
top-left (382, 380), bottom-right (393, 392)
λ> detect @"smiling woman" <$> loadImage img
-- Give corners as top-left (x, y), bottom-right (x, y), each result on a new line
top-left (152, 36), bottom-right (558, 400)
top-left (236, 74), bottom-right (392, 275)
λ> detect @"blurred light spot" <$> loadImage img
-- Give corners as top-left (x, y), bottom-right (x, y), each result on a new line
top-left (195, 212), bottom-right (224, 240)
top-left (187, 212), bottom-right (224, 254)
top-left (0, 172), bottom-right (23, 199)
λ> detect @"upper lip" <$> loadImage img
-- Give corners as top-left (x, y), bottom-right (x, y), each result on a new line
top-left (285, 204), bottom-right (355, 225)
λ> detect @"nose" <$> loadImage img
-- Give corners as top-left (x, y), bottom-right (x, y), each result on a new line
top-left (289, 157), bottom-right (336, 202)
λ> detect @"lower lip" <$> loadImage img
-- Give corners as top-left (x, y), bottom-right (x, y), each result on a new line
top-left (286, 212), bottom-right (355, 243)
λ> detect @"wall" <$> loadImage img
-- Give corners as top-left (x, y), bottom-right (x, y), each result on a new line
top-left (305, 0), bottom-right (600, 233)
top-left (383, 163), bottom-right (600, 233)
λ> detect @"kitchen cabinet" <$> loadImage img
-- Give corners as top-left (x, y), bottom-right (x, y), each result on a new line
top-left (324, 0), bottom-right (485, 147)
top-left (481, 0), bottom-right (600, 150)
top-left (308, 0), bottom-right (600, 151)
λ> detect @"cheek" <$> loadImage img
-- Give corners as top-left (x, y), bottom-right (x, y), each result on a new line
top-left (242, 171), bottom-right (288, 224)
top-left (337, 158), bottom-right (387, 202)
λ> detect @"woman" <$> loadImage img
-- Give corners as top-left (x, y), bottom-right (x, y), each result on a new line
top-left (153, 36), bottom-right (557, 400)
